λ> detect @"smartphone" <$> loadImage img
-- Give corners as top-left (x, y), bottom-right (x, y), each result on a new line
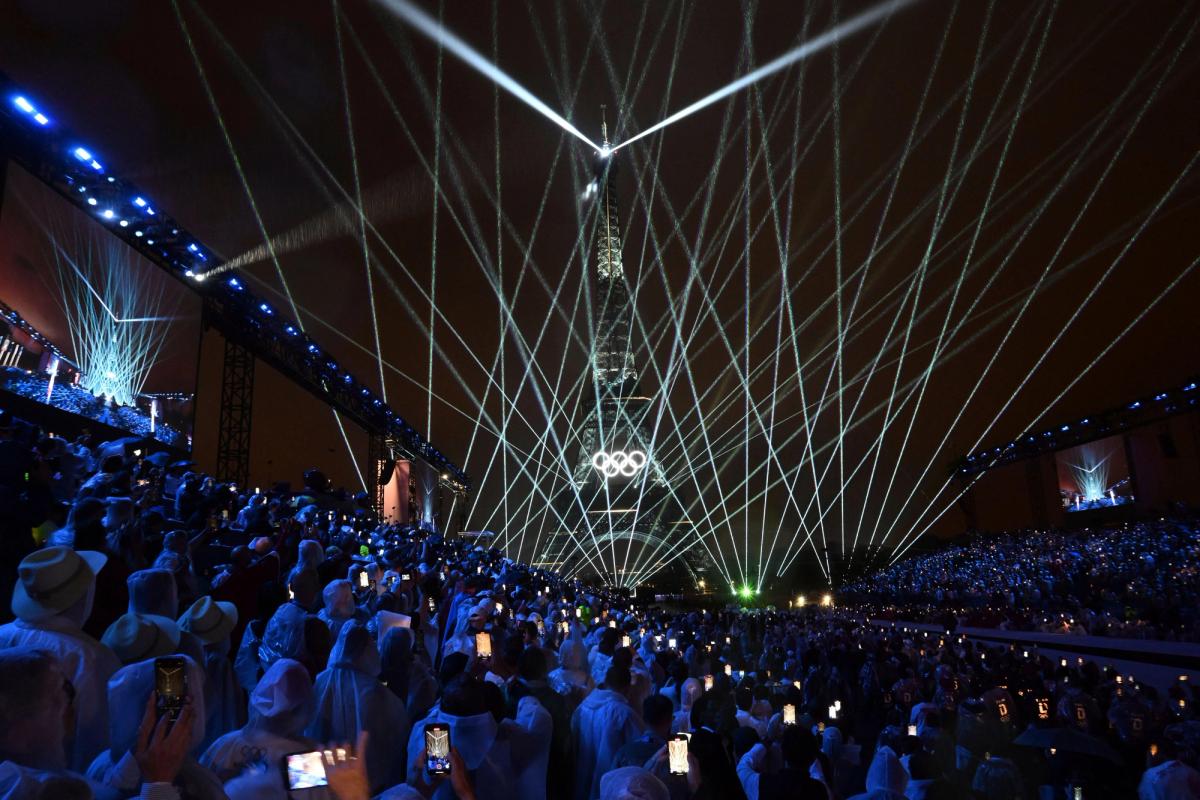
top-left (283, 750), bottom-right (329, 790)
top-left (425, 723), bottom-right (450, 775)
top-left (222, 509), bottom-right (229, 521)
top-left (724, 663), bottom-right (732, 677)
top-left (668, 734), bottom-right (689, 775)
top-left (783, 704), bottom-right (796, 725)
top-left (704, 675), bottom-right (714, 691)
top-left (907, 724), bottom-right (918, 737)
top-left (427, 596), bottom-right (437, 614)
top-left (668, 638), bottom-right (677, 650)
top-left (154, 656), bottom-right (187, 722)
top-left (560, 621), bottom-right (570, 634)
top-left (1073, 788), bottom-right (1083, 800)
top-left (475, 632), bottom-right (493, 659)
top-left (288, 585), bottom-right (295, 601)
top-left (401, 573), bottom-right (412, 582)
top-left (621, 634), bottom-right (631, 649)
top-left (358, 571), bottom-right (369, 589)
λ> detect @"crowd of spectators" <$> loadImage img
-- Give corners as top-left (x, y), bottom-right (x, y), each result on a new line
top-left (1, 409), bottom-right (1198, 800)
top-left (841, 523), bottom-right (1200, 642)
top-left (1, 366), bottom-right (186, 448)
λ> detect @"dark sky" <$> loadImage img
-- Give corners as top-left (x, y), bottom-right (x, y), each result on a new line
top-left (2, 0), bottom-right (1198, 591)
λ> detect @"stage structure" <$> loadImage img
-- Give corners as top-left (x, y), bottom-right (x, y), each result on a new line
top-left (953, 376), bottom-right (1200, 532)
top-left (0, 77), bottom-right (469, 523)
top-left (536, 125), bottom-right (714, 590)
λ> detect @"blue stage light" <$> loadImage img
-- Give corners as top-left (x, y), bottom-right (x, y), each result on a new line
top-left (285, 325), bottom-right (298, 336)
top-left (258, 302), bottom-right (272, 315)
top-left (1154, 393), bottom-right (1168, 401)
top-left (1060, 425), bottom-right (1069, 432)
top-left (118, 220), bottom-right (128, 227)
top-left (1186, 383), bottom-right (1198, 391)
top-left (13, 96), bottom-right (34, 113)
top-left (188, 243), bottom-right (199, 253)
top-left (307, 343), bottom-right (319, 353)
top-left (1129, 401), bottom-right (1141, 409)
top-left (228, 278), bottom-right (242, 289)
top-left (86, 197), bottom-right (97, 206)
top-left (133, 197), bottom-right (147, 208)
top-left (33, 113), bottom-right (48, 125)
top-left (73, 147), bottom-right (91, 161)
top-left (101, 209), bottom-right (115, 220)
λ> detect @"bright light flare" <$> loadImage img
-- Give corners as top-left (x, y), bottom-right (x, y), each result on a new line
top-left (612, 0), bottom-right (920, 154)
top-left (376, 0), bottom-right (600, 151)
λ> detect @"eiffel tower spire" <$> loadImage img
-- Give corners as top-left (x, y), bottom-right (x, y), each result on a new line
top-left (534, 115), bottom-right (713, 590)
top-left (591, 116), bottom-right (635, 395)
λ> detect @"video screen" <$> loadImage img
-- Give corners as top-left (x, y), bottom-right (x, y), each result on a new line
top-left (0, 165), bottom-right (201, 450)
top-left (285, 751), bottom-right (328, 790)
top-left (1055, 435), bottom-right (1134, 512)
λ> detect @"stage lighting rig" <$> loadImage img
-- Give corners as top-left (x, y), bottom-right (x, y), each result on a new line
top-left (0, 74), bottom-right (470, 488)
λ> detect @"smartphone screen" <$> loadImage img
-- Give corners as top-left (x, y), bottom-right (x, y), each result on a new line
top-left (621, 634), bottom-right (631, 649)
top-left (668, 735), bottom-right (689, 775)
top-left (401, 574), bottom-right (412, 582)
top-left (907, 724), bottom-right (918, 736)
top-left (358, 571), bottom-right (369, 589)
top-left (475, 632), bottom-right (493, 659)
top-left (426, 724), bottom-right (451, 775)
top-left (783, 704), bottom-right (796, 725)
top-left (427, 597), bottom-right (437, 614)
top-left (154, 656), bottom-right (187, 721)
top-left (284, 751), bottom-right (329, 790)
top-left (704, 675), bottom-right (714, 692)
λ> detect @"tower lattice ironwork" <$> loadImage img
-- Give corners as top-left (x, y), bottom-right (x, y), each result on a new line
top-left (537, 122), bottom-right (714, 590)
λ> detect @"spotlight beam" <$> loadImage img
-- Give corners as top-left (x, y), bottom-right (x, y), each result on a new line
top-left (374, 0), bottom-right (601, 151)
top-left (611, 0), bottom-right (920, 154)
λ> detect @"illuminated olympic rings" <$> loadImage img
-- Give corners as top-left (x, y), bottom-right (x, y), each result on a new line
top-left (592, 450), bottom-right (647, 478)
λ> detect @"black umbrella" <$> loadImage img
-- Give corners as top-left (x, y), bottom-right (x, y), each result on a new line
top-left (1014, 726), bottom-right (1121, 763)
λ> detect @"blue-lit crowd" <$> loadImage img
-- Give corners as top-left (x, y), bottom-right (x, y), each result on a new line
top-left (841, 523), bottom-right (1200, 642)
top-left (1, 410), bottom-right (1198, 800)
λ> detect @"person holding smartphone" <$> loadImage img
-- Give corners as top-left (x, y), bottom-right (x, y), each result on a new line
top-left (0, 648), bottom-right (199, 800)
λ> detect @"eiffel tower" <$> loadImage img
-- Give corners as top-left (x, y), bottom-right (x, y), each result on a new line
top-left (536, 117), bottom-right (715, 590)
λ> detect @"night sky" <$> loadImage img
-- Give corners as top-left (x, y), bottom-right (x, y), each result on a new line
top-left (2, 1), bottom-right (1198, 590)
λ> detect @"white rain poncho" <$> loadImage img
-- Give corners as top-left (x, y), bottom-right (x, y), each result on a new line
top-left (570, 688), bottom-right (645, 800)
top-left (405, 696), bottom-right (551, 800)
top-left (599, 766), bottom-right (669, 800)
top-left (0, 586), bottom-right (120, 771)
top-left (1137, 759), bottom-right (1200, 799)
top-left (671, 678), bottom-right (702, 734)
top-left (85, 655), bottom-right (227, 800)
top-left (316, 580), bottom-right (358, 640)
top-left (257, 601), bottom-right (312, 673)
top-left (0, 763), bottom-right (94, 800)
top-left (201, 658), bottom-right (315, 782)
top-left (848, 745), bottom-right (909, 800)
top-left (549, 631), bottom-right (594, 701)
top-left (306, 623), bottom-right (409, 793)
